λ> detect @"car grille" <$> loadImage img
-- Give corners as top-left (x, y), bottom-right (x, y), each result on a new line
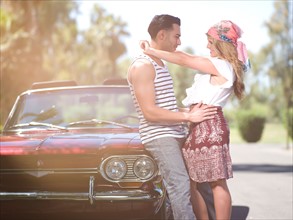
top-left (0, 153), bottom-right (158, 191)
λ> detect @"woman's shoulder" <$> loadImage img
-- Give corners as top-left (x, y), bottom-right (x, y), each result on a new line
top-left (207, 57), bottom-right (234, 84)
top-left (208, 57), bottom-right (233, 72)
top-left (208, 57), bottom-right (230, 66)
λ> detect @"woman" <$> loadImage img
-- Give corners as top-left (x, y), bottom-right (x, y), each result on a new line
top-left (140, 20), bottom-right (250, 220)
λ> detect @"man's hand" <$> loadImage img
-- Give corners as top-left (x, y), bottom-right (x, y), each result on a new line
top-left (179, 107), bottom-right (190, 113)
top-left (188, 103), bottom-right (217, 123)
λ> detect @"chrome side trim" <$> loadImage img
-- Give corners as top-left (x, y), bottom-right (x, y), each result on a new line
top-left (0, 190), bottom-right (161, 202)
top-left (1, 168), bottom-right (98, 175)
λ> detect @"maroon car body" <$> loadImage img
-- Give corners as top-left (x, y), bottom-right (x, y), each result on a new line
top-left (0, 81), bottom-right (167, 219)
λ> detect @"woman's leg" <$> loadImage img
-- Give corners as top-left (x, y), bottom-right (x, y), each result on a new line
top-left (190, 180), bottom-right (209, 220)
top-left (209, 179), bottom-right (232, 220)
top-left (197, 182), bottom-right (216, 220)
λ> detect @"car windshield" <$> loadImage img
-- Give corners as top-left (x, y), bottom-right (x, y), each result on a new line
top-left (6, 86), bottom-right (138, 129)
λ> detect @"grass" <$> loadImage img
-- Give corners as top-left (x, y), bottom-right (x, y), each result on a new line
top-left (230, 123), bottom-right (291, 144)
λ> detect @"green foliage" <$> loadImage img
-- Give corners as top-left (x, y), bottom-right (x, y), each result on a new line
top-left (245, 1), bottom-right (292, 132)
top-left (223, 109), bottom-right (238, 127)
top-left (282, 108), bottom-right (293, 140)
top-left (169, 47), bottom-right (196, 106)
top-left (230, 123), bottom-right (289, 144)
top-left (0, 1), bottom-right (129, 125)
top-left (42, 4), bottom-right (129, 85)
top-left (117, 57), bottom-right (132, 78)
top-left (260, 0), bottom-right (292, 142)
top-left (225, 103), bottom-right (269, 128)
top-left (0, 0), bottom-right (78, 125)
top-left (236, 108), bottom-right (267, 143)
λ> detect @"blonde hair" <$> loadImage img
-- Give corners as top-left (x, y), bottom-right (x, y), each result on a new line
top-left (213, 38), bottom-right (245, 100)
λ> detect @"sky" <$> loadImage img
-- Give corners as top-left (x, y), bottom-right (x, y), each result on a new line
top-left (78, 0), bottom-right (275, 58)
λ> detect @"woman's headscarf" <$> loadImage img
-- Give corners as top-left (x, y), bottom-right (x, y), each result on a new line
top-left (207, 20), bottom-right (250, 72)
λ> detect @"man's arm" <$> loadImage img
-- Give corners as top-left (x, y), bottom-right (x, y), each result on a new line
top-left (128, 59), bottom-right (216, 123)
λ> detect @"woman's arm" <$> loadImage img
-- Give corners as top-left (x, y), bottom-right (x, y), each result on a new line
top-left (140, 40), bottom-right (219, 76)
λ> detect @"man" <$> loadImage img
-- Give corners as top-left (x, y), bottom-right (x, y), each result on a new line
top-left (127, 14), bottom-right (215, 220)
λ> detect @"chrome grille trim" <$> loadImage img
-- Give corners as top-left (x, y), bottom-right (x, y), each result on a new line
top-left (89, 176), bottom-right (95, 204)
top-left (0, 175), bottom-right (164, 204)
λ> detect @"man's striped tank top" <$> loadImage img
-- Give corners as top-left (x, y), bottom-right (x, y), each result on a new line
top-left (128, 54), bottom-right (186, 144)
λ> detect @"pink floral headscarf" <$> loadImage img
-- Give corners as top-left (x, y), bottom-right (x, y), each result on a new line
top-left (207, 20), bottom-right (250, 72)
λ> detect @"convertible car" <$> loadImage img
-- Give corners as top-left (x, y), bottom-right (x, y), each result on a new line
top-left (0, 80), bottom-right (168, 220)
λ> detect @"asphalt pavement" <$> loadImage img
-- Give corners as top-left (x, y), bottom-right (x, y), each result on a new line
top-left (228, 143), bottom-right (293, 220)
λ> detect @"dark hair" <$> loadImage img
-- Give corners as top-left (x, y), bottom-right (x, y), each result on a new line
top-left (148, 14), bottom-right (181, 40)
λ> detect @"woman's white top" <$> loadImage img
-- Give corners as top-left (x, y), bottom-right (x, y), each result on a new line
top-left (182, 57), bottom-right (235, 107)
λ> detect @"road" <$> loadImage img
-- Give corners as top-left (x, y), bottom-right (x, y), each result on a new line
top-left (229, 143), bottom-right (293, 220)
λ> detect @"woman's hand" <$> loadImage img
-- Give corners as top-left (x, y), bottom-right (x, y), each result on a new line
top-left (139, 40), bottom-right (150, 52)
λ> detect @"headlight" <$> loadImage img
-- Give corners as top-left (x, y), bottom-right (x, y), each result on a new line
top-left (100, 155), bottom-right (157, 183)
top-left (104, 158), bottom-right (127, 180)
top-left (133, 157), bottom-right (155, 180)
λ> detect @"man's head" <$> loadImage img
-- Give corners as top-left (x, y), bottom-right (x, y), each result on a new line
top-left (147, 14), bottom-right (181, 51)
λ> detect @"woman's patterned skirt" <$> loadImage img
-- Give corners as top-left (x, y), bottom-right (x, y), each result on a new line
top-left (182, 106), bottom-right (233, 183)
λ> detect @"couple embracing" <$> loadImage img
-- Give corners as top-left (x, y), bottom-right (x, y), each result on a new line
top-left (127, 14), bottom-right (249, 220)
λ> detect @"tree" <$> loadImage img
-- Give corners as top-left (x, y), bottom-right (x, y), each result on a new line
top-left (0, 0), bottom-right (78, 125)
top-left (261, 0), bottom-right (293, 148)
top-left (44, 4), bottom-right (129, 85)
top-left (169, 47), bottom-right (196, 106)
top-left (73, 4), bottom-right (129, 84)
top-left (0, 2), bottom-right (129, 125)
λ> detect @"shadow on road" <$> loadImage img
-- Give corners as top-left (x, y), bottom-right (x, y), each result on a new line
top-left (0, 206), bottom-right (251, 220)
top-left (231, 205), bottom-right (250, 220)
top-left (233, 164), bottom-right (293, 173)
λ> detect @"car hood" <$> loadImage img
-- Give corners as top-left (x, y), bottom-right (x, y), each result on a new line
top-left (0, 131), bottom-right (143, 155)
